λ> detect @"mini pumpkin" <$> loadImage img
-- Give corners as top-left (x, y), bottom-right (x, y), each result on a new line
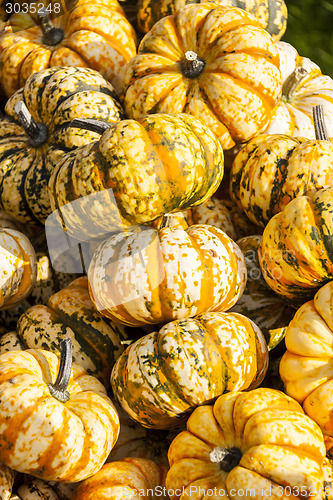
top-left (137, 0), bottom-right (287, 40)
top-left (111, 312), bottom-right (268, 428)
top-left (165, 388), bottom-right (327, 499)
top-left (16, 478), bottom-right (62, 500)
top-left (264, 41), bottom-right (333, 139)
top-left (88, 212), bottom-right (247, 326)
top-left (0, 0), bottom-right (137, 97)
top-left (0, 338), bottom-right (120, 482)
top-left (123, 3), bottom-right (282, 150)
top-left (280, 280), bottom-right (333, 441)
top-left (0, 464), bottom-right (15, 500)
top-left (72, 458), bottom-right (167, 499)
top-left (0, 228), bottom-right (36, 310)
top-left (230, 105), bottom-right (333, 227)
top-left (0, 66), bottom-right (124, 224)
top-left (48, 113), bottom-right (224, 240)
top-left (258, 186), bottom-right (333, 302)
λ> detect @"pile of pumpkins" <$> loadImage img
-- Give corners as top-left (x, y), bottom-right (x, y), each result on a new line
top-left (0, 0), bottom-right (333, 498)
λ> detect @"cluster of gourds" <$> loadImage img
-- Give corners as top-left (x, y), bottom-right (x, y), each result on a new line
top-left (0, 0), bottom-right (333, 498)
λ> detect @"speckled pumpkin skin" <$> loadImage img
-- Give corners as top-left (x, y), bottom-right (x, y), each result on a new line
top-left (264, 42), bottom-right (333, 139)
top-left (230, 235), bottom-right (295, 351)
top-left (258, 186), bottom-right (333, 302)
top-left (88, 213), bottom-right (247, 326)
top-left (111, 312), bottom-right (268, 429)
top-left (16, 277), bottom-right (131, 388)
top-left (137, 0), bottom-right (287, 40)
top-left (280, 281), bottom-right (333, 440)
top-left (17, 479), bottom-right (62, 500)
top-left (0, 228), bottom-right (37, 310)
top-left (0, 66), bottom-right (124, 224)
top-left (0, 347), bottom-right (120, 482)
top-left (0, 0), bottom-right (137, 98)
top-left (165, 388), bottom-right (326, 500)
top-left (49, 113), bottom-right (224, 240)
top-left (72, 458), bottom-right (168, 499)
top-left (0, 464), bottom-right (15, 500)
top-left (123, 4), bottom-right (282, 150)
top-left (230, 133), bottom-right (333, 227)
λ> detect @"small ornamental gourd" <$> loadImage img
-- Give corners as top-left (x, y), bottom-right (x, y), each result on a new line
top-left (0, 66), bottom-right (124, 224)
top-left (0, 228), bottom-right (37, 310)
top-left (72, 458), bottom-right (168, 500)
top-left (123, 4), bottom-right (282, 150)
top-left (230, 105), bottom-right (333, 227)
top-left (165, 388), bottom-right (327, 499)
top-left (0, 464), bottom-right (15, 500)
top-left (0, 0), bottom-right (137, 97)
top-left (111, 312), bottom-right (268, 429)
top-left (16, 479), bottom-right (63, 500)
top-left (88, 212), bottom-right (247, 326)
top-left (230, 235), bottom-right (295, 351)
top-left (280, 280), bottom-right (333, 441)
top-left (0, 338), bottom-right (120, 482)
top-left (258, 186), bottom-right (333, 302)
top-left (48, 113), bottom-right (224, 240)
top-left (264, 41), bottom-right (333, 139)
top-left (137, 0), bottom-right (288, 40)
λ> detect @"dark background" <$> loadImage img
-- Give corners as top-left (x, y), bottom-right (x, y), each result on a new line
top-left (283, 0), bottom-right (333, 77)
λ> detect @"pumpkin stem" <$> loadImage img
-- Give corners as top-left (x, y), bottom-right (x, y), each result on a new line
top-left (313, 105), bottom-right (329, 141)
top-left (180, 51), bottom-right (205, 79)
top-left (38, 8), bottom-right (64, 46)
top-left (209, 446), bottom-right (242, 472)
top-left (47, 338), bottom-right (72, 403)
top-left (282, 66), bottom-right (308, 100)
top-left (159, 212), bottom-right (187, 229)
top-left (70, 118), bottom-right (112, 134)
top-left (14, 101), bottom-right (48, 148)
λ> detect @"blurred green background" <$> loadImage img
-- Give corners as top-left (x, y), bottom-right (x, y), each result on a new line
top-left (282, 0), bottom-right (333, 77)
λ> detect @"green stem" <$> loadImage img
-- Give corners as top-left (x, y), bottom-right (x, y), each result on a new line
top-left (47, 338), bottom-right (72, 403)
top-left (313, 105), bottom-right (329, 141)
top-left (38, 8), bottom-right (64, 46)
top-left (14, 101), bottom-right (48, 148)
top-left (180, 51), bottom-right (205, 79)
top-left (70, 118), bottom-right (112, 134)
top-left (209, 446), bottom-right (242, 472)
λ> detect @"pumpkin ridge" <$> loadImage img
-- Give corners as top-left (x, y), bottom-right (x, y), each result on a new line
top-left (266, 147), bottom-right (297, 220)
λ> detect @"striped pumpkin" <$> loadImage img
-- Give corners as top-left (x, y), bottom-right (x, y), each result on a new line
top-left (15, 277), bottom-right (132, 388)
top-left (0, 0), bottom-right (136, 97)
top-left (0, 66), bottom-right (124, 224)
top-left (166, 388), bottom-right (327, 499)
top-left (111, 312), bottom-right (268, 428)
top-left (0, 339), bottom-right (120, 482)
top-left (230, 235), bottom-right (295, 351)
top-left (0, 228), bottom-right (36, 310)
top-left (264, 41), bottom-right (333, 139)
top-left (137, 0), bottom-right (287, 40)
top-left (88, 212), bottom-right (247, 326)
top-left (230, 106), bottom-right (333, 227)
top-left (123, 4), bottom-right (282, 150)
top-left (258, 186), bottom-right (333, 302)
top-left (280, 280), bottom-right (333, 440)
top-left (49, 113), bottom-right (224, 240)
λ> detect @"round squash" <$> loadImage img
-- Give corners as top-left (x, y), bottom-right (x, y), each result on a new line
top-left (0, 464), bottom-right (15, 500)
top-left (48, 113), bottom-right (224, 240)
top-left (16, 479), bottom-right (62, 500)
top-left (137, 0), bottom-right (287, 40)
top-left (165, 388), bottom-right (327, 499)
top-left (230, 105), bottom-right (333, 226)
top-left (15, 276), bottom-right (133, 388)
top-left (230, 235), bottom-right (295, 351)
top-left (0, 228), bottom-right (37, 310)
top-left (111, 312), bottom-right (268, 429)
top-left (0, 338), bottom-right (120, 482)
top-left (280, 280), bottom-right (333, 441)
top-left (264, 41), bottom-right (333, 139)
top-left (0, 66), bottom-right (124, 224)
top-left (72, 458), bottom-right (167, 499)
top-left (88, 212), bottom-right (247, 326)
top-left (258, 186), bottom-right (333, 302)
top-left (0, 0), bottom-right (137, 97)
top-left (123, 4), bottom-right (282, 150)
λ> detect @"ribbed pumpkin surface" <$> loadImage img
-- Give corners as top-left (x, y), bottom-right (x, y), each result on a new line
top-left (0, 66), bottom-right (124, 224)
top-left (111, 312), bottom-right (268, 428)
top-left (0, 0), bottom-right (137, 97)
top-left (258, 186), bottom-right (333, 302)
top-left (88, 213), bottom-right (246, 326)
top-left (123, 4), bottom-right (282, 150)
top-left (49, 113), bottom-right (224, 240)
